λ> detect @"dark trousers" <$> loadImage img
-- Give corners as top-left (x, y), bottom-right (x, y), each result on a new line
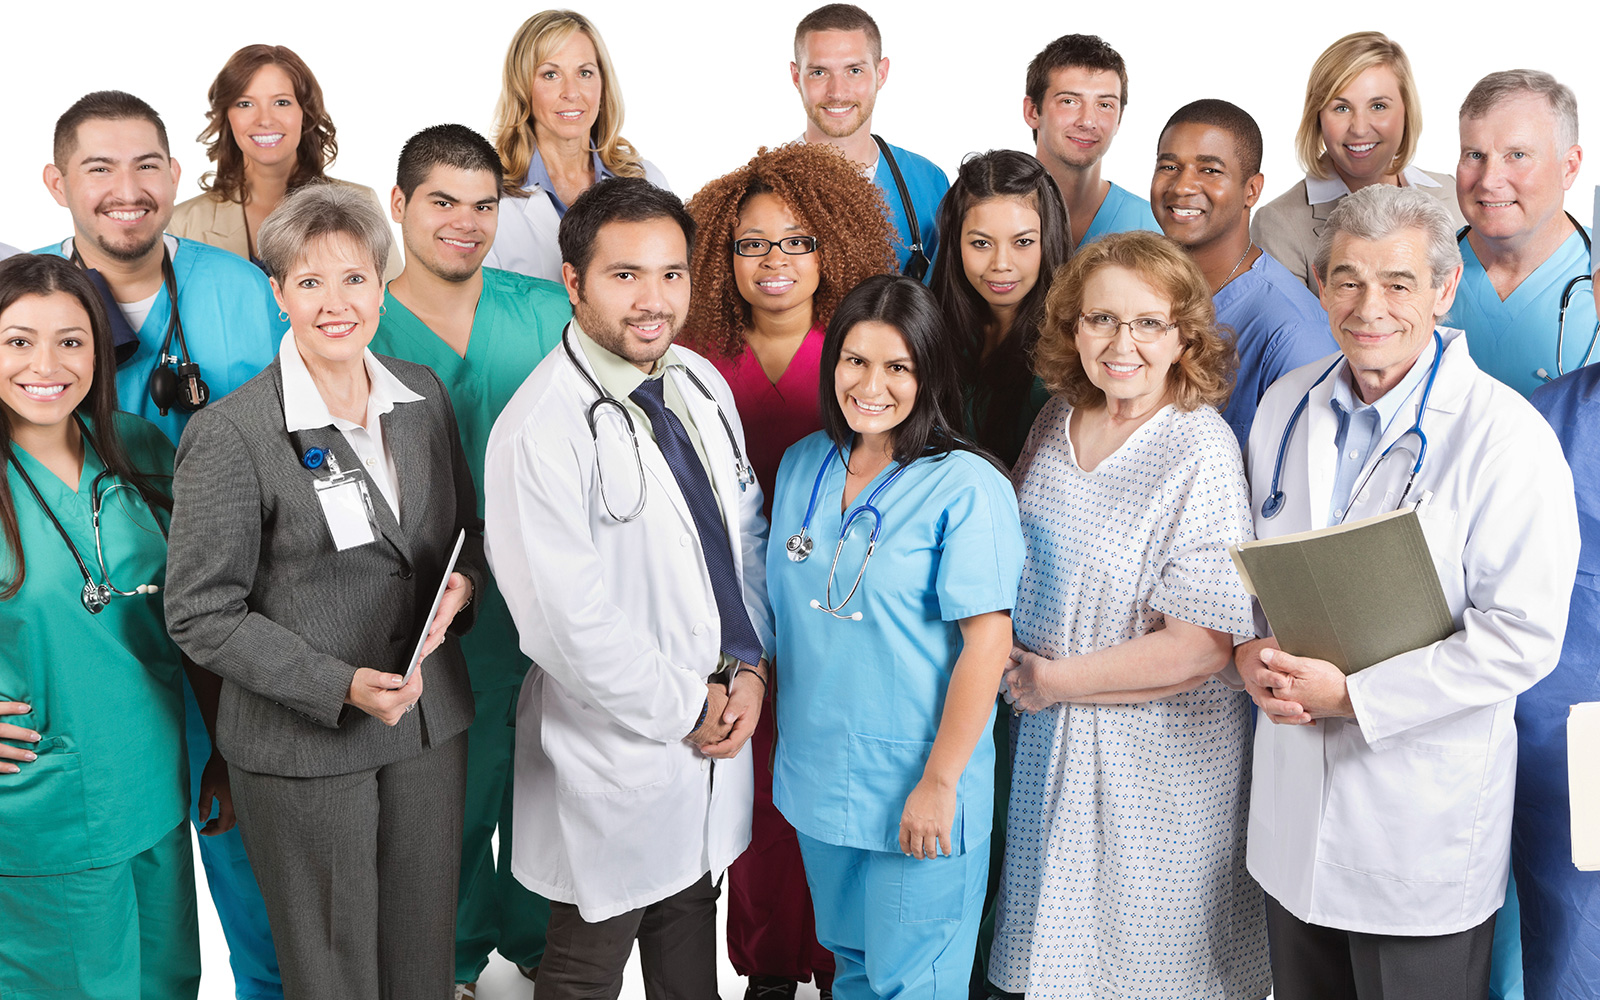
top-left (230, 733), bottom-right (468, 1000)
top-left (539, 873), bottom-right (720, 1000)
top-left (1266, 893), bottom-right (1496, 1000)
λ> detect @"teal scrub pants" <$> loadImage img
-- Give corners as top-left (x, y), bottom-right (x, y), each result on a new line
top-left (0, 821), bottom-right (199, 999)
top-left (1489, 874), bottom-right (1523, 1000)
top-left (454, 682), bottom-right (550, 983)
top-left (797, 833), bottom-right (988, 1000)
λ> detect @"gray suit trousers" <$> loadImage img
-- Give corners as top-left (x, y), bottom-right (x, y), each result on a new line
top-left (231, 733), bottom-right (468, 1000)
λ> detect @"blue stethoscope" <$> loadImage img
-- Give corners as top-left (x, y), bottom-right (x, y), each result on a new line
top-left (1260, 330), bottom-right (1443, 520)
top-left (1458, 215), bottom-right (1596, 383)
top-left (785, 443), bottom-right (911, 621)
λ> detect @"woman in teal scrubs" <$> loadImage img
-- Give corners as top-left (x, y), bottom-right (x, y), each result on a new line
top-left (0, 253), bottom-right (220, 998)
top-left (767, 274), bottom-right (1024, 999)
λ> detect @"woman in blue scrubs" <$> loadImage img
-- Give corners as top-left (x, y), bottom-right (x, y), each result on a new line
top-left (0, 253), bottom-right (215, 998)
top-left (768, 274), bottom-right (1024, 999)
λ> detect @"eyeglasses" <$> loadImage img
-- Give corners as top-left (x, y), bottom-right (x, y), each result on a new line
top-left (1077, 312), bottom-right (1179, 343)
top-left (732, 236), bottom-right (820, 257)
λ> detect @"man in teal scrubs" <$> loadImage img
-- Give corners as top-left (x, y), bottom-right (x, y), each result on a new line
top-left (370, 124), bottom-right (570, 998)
top-left (37, 90), bottom-right (285, 1000)
top-left (1448, 70), bottom-right (1593, 399)
top-left (1024, 34), bottom-right (1161, 250)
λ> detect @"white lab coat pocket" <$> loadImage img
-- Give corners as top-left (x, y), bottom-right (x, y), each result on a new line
top-left (541, 692), bottom-right (676, 794)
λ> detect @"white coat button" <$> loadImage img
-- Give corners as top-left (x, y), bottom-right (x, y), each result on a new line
top-left (680, 534), bottom-right (692, 547)
top-left (1355, 490), bottom-right (1369, 505)
top-left (701, 758), bottom-right (710, 771)
top-left (693, 623), bottom-right (707, 636)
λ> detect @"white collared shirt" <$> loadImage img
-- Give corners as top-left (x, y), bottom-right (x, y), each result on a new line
top-left (278, 332), bottom-right (423, 521)
top-left (1303, 164), bottom-right (1443, 206)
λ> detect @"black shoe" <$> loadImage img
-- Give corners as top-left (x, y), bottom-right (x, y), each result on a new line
top-left (743, 975), bottom-right (798, 999)
top-left (818, 986), bottom-right (833, 1000)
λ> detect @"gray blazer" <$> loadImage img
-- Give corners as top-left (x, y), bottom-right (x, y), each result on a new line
top-left (165, 355), bottom-right (483, 777)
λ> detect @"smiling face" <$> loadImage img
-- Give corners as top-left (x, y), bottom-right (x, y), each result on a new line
top-left (731, 192), bottom-right (820, 322)
top-left (0, 292), bottom-right (95, 436)
top-left (1318, 64), bottom-right (1406, 188)
top-left (563, 217), bottom-right (690, 372)
top-left (271, 232), bottom-right (383, 370)
top-left (834, 319), bottom-right (918, 450)
top-left (395, 165), bottom-right (500, 283)
top-left (226, 63), bottom-right (304, 173)
top-left (960, 195), bottom-right (1043, 316)
top-left (1456, 93), bottom-right (1582, 244)
top-left (1075, 265), bottom-right (1184, 412)
top-left (45, 117), bottom-right (180, 265)
top-left (528, 30), bottom-right (604, 144)
top-left (1152, 122), bottom-right (1262, 252)
top-left (1025, 65), bottom-right (1124, 171)
top-left (792, 28), bottom-right (888, 141)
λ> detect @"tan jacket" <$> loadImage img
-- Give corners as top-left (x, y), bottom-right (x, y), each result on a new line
top-left (170, 177), bottom-right (402, 281)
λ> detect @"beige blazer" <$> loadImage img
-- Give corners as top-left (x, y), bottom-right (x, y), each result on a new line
top-left (1251, 167), bottom-right (1465, 293)
top-left (170, 177), bottom-right (402, 281)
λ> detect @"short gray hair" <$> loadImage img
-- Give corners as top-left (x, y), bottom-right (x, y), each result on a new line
top-left (1314, 185), bottom-right (1462, 289)
top-left (1460, 69), bottom-right (1580, 151)
top-left (257, 182), bottom-right (391, 283)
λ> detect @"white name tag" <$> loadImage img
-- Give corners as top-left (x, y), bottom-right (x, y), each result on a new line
top-left (315, 476), bottom-right (376, 550)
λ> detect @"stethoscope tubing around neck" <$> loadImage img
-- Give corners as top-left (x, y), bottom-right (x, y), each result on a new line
top-left (788, 442), bottom-right (912, 620)
top-left (1458, 213), bottom-right (1598, 381)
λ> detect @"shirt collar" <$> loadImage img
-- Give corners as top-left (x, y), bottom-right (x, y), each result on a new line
top-left (525, 148), bottom-right (613, 194)
top-left (1329, 332), bottom-right (1438, 429)
top-left (278, 331), bottom-right (424, 433)
top-left (570, 316), bottom-right (683, 402)
top-left (1304, 164), bottom-right (1443, 206)
top-left (797, 133), bottom-right (879, 182)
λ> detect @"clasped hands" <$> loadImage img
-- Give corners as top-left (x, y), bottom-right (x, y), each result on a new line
top-left (1235, 637), bottom-right (1354, 725)
top-left (686, 661), bottom-right (767, 759)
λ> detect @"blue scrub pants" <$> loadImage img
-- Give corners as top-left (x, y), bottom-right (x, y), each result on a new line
top-left (797, 833), bottom-right (988, 1000)
top-left (0, 820), bottom-right (199, 999)
top-left (1488, 874), bottom-right (1523, 1000)
top-left (184, 679), bottom-right (283, 998)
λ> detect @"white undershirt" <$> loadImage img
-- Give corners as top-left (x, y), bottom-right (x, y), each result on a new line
top-left (119, 290), bottom-right (159, 332)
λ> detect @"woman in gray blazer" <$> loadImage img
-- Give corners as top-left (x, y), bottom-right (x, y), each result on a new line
top-left (1251, 31), bottom-right (1465, 292)
top-left (165, 183), bottom-right (483, 1000)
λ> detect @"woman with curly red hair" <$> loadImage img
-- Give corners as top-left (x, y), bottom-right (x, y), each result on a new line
top-left (683, 142), bottom-right (894, 1000)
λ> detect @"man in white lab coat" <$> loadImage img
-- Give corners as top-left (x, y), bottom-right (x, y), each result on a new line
top-left (484, 177), bottom-right (772, 998)
top-left (1238, 184), bottom-right (1578, 999)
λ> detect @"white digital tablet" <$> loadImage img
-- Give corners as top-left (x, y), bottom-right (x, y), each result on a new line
top-left (403, 529), bottom-right (467, 683)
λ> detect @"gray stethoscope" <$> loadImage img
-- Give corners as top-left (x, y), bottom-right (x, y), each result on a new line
top-left (1458, 214), bottom-right (1596, 382)
top-left (1260, 330), bottom-right (1443, 520)
top-left (561, 325), bottom-right (755, 522)
top-left (785, 443), bottom-right (911, 621)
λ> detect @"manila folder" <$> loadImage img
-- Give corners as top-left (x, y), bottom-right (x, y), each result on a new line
top-left (1571, 702), bottom-right (1600, 871)
top-left (1228, 508), bottom-right (1453, 675)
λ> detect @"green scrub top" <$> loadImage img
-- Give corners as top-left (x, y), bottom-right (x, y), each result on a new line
top-left (0, 412), bottom-right (186, 876)
top-left (372, 266), bottom-right (571, 690)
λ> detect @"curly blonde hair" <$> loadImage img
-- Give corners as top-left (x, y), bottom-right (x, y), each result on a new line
top-left (494, 10), bottom-right (645, 196)
top-left (682, 143), bottom-right (897, 360)
top-left (1035, 231), bottom-right (1235, 411)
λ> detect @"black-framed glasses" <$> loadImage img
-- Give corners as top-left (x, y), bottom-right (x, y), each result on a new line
top-left (1077, 312), bottom-right (1179, 343)
top-left (732, 236), bottom-right (820, 257)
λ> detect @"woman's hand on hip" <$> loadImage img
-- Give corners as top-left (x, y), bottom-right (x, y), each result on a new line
top-left (346, 665), bottom-right (423, 726)
top-left (1003, 647), bottom-right (1062, 713)
top-left (0, 702), bottom-right (41, 774)
top-left (899, 775), bottom-right (958, 859)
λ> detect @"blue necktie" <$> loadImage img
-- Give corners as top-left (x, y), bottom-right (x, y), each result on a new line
top-left (629, 376), bottom-right (764, 666)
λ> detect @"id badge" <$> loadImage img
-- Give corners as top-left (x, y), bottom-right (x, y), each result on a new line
top-left (314, 472), bottom-right (377, 550)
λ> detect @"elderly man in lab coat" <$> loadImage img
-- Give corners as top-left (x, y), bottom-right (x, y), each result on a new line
top-left (484, 177), bottom-right (772, 998)
top-left (1237, 183), bottom-right (1578, 1000)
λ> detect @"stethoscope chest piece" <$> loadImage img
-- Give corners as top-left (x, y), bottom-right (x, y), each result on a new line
top-left (1260, 491), bottom-right (1285, 520)
top-left (81, 580), bottom-right (110, 614)
top-left (786, 531), bottom-right (813, 562)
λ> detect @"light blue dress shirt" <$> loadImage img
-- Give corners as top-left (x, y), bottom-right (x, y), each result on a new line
top-left (1325, 336), bottom-right (1436, 525)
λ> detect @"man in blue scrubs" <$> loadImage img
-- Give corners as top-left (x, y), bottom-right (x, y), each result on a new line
top-left (1151, 99), bottom-right (1337, 447)
top-left (791, 3), bottom-right (948, 279)
top-left (1448, 70), bottom-right (1592, 398)
top-left (1024, 34), bottom-right (1161, 250)
top-left (38, 90), bottom-right (284, 1000)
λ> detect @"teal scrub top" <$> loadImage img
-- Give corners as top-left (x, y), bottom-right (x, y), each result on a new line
top-left (371, 267), bottom-right (571, 690)
top-left (768, 432), bottom-right (1024, 856)
top-left (1445, 228), bottom-right (1598, 398)
top-left (0, 413), bottom-right (186, 876)
top-left (1080, 181), bottom-right (1163, 246)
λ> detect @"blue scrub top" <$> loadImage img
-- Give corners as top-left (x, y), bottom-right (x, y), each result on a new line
top-left (1444, 227), bottom-right (1597, 398)
top-left (768, 432), bottom-right (1024, 856)
top-left (36, 237), bottom-right (286, 443)
top-left (873, 140), bottom-right (949, 279)
top-left (1216, 251), bottom-right (1338, 447)
top-left (1081, 181), bottom-right (1162, 246)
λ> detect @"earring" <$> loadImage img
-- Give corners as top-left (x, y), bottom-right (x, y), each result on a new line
top-left (378, 304), bottom-right (387, 317)
top-left (278, 310), bottom-right (288, 322)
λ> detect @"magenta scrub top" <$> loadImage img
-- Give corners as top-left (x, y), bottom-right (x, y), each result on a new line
top-left (708, 325), bottom-right (825, 519)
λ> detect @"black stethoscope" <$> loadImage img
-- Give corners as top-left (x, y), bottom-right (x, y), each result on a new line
top-left (785, 443), bottom-right (911, 621)
top-left (1457, 213), bottom-right (1595, 383)
top-left (561, 325), bottom-right (755, 522)
top-left (71, 241), bottom-right (209, 415)
top-left (1259, 329), bottom-right (1443, 521)
top-left (4, 416), bottom-right (164, 613)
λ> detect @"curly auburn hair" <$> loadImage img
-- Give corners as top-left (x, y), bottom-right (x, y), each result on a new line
top-left (1035, 231), bottom-right (1235, 412)
top-left (196, 45), bottom-right (336, 203)
top-left (682, 143), bottom-right (896, 359)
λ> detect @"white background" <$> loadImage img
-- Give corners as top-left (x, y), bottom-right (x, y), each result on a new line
top-left (5, 1), bottom-right (1594, 995)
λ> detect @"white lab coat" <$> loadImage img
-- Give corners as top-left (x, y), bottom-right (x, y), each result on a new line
top-left (1242, 327), bottom-right (1578, 936)
top-left (483, 160), bottom-right (671, 283)
top-left (483, 330), bottom-right (771, 922)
